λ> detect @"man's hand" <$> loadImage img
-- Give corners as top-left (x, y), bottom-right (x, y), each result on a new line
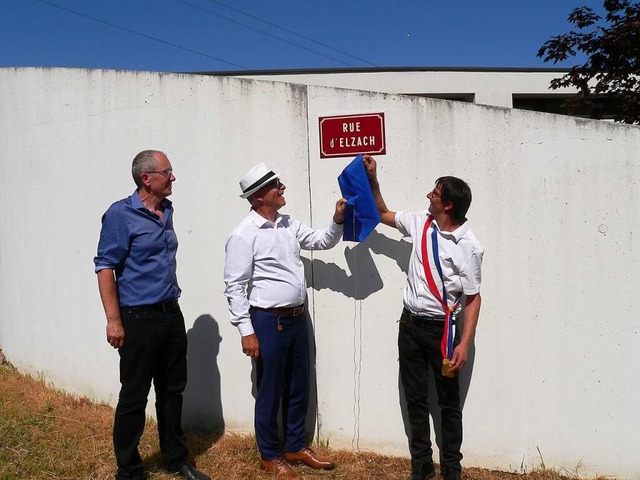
top-left (106, 318), bottom-right (125, 349)
top-left (242, 334), bottom-right (260, 359)
top-left (361, 154), bottom-right (396, 228)
top-left (449, 343), bottom-right (469, 373)
top-left (362, 155), bottom-right (377, 182)
top-left (333, 198), bottom-right (347, 225)
top-left (449, 293), bottom-right (481, 373)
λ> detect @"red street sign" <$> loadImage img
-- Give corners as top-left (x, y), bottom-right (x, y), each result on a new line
top-left (319, 112), bottom-right (386, 158)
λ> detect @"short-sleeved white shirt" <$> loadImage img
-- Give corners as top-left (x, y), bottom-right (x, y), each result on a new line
top-left (395, 211), bottom-right (484, 316)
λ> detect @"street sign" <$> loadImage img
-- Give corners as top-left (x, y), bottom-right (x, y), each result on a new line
top-left (319, 112), bottom-right (386, 158)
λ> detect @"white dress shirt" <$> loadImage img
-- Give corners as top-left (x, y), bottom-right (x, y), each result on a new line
top-left (395, 210), bottom-right (484, 317)
top-left (224, 209), bottom-right (343, 336)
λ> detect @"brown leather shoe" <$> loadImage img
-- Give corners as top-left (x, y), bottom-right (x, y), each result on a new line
top-left (260, 457), bottom-right (301, 479)
top-left (284, 448), bottom-right (335, 470)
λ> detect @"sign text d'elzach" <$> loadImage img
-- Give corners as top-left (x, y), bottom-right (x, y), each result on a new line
top-left (319, 113), bottom-right (386, 158)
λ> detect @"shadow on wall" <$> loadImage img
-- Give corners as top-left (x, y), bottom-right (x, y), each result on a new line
top-left (182, 314), bottom-right (224, 434)
top-left (303, 230), bottom-right (412, 299)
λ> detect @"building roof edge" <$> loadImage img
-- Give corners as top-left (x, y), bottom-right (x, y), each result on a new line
top-left (189, 66), bottom-right (571, 76)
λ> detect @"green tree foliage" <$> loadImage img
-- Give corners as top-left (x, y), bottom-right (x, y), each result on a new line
top-left (537, 0), bottom-right (640, 124)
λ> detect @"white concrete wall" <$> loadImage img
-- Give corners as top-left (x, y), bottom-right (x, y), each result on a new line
top-left (1, 68), bottom-right (639, 479)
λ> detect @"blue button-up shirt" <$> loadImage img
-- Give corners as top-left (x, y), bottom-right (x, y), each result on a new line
top-left (94, 191), bottom-right (181, 307)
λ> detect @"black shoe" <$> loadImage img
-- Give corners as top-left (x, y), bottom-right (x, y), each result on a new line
top-left (170, 463), bottom-right (211, 480)
top-left (442, 468), bottom-right (461, 480)
top-left (407, 460), bottom-right (436, 480)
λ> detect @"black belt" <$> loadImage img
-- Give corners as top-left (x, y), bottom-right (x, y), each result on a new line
top-left (251, 305), bottom-right (305, 316)
top-left (402, 308), bottom-right (450, 323)
top-left (124, 299), bottom-right (180, 312)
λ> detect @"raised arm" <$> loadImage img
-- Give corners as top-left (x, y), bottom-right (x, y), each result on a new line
top-left (362, 155), bottom-right (397, 228)
top-left (296, 199), bottom-right (346, 251)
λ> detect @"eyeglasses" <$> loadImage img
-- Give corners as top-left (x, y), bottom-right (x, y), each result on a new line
top-left (429, 188), bottom-right (441, 198)
top-left (146, 169), bottom-right (173, 178)
top-left (266, 178), bottom-right (283, 189)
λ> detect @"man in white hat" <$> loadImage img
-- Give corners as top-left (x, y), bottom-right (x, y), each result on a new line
top-left (224, 163), bottom-right (346, 480)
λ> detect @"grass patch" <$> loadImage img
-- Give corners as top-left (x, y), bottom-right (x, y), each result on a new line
top-left (0, 363), bottom-right (617, 479)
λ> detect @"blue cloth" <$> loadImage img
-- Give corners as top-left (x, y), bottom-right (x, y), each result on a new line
top-left (94, 191), bottom-right (181, 306)
top-left (338, 154), bottom-right (380, 241)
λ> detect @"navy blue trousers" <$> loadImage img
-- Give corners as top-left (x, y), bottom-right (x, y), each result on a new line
top-left (251, 308), bottom-right (310, 460)
top-left (398, 309), bottom-right (463, 472)
top-left (114, 305), bottom-right (189, 479)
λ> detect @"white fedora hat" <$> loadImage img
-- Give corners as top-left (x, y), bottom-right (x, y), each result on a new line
top-left (239, 162), bottom-right (281, 199)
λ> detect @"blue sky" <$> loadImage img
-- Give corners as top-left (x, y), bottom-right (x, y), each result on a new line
top-left (1, 0), bottom-right (604, 73)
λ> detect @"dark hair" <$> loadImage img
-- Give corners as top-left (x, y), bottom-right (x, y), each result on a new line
top-left (435, 176), bottom-right (472, 222)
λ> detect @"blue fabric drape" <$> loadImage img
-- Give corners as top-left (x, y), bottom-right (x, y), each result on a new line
top-left (338, 154), bottom-right (380, 241)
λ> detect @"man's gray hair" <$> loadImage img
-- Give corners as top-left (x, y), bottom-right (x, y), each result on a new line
top-left (131, 150), bottom-right (160, 187)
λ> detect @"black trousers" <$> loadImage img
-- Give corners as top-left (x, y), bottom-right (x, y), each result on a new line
top-left (114, 304), bottom-right (189, 479)
top-left (398, 308), bottom-right (463, 472)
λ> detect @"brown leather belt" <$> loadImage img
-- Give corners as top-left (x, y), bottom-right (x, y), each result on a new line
top-left (251, 305), bottom-right (305, 316)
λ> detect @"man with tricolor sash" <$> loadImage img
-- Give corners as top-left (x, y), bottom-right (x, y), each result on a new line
top-left (363, 156), bottom-right (484, 480)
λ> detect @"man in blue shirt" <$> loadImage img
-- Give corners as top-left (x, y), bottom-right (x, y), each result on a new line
top-left (94, 150), bottom-right (210, 480)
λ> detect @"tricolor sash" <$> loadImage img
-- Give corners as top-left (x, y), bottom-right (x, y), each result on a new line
top-left (421, 215), bottom-right (461, 374)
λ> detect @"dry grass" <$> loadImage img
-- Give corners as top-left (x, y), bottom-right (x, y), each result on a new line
top-left (0, 363), bottom-right (616, 480)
